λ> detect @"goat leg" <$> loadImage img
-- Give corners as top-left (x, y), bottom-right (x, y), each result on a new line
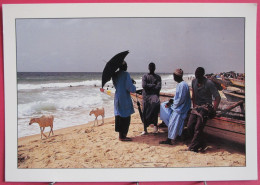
top-left (40, 127), bottom-right (47, 139)
top-left (42, 127), bottom-right (48, 138)
top-left (94, 118), bottom-right (96, 126)
top-left (40, 127), bottom-right (43, 139)
top-left (95, 118), bottom-right (98, 126)
top-left (48, 126), bottom-right (53, 137)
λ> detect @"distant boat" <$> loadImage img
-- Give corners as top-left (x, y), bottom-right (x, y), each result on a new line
top-left (230, 78), bottom-right (245, 88)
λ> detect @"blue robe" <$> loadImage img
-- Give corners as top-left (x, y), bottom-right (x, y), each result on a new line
top-left (112, 70), bottom-right (136, 117)
top-left (160, 81), bottom-right (191, 139)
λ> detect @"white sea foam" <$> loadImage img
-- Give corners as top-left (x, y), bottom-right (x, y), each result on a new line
top-left (18, 92), bottom-right (105, 117)
top-left (18, 94), bottom-right (115, 138)
top-left (18, 80), bottom-right (101, 90)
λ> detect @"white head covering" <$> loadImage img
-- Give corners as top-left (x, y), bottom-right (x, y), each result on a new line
top-left (174, 68), bottom-right (183, 77)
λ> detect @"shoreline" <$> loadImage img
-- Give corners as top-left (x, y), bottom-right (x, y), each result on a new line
top-left (18, 112), bottom-right (245, 169)
top-left (18, 115), bottom-right (116, 139)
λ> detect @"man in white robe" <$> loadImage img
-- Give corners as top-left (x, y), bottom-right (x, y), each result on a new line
top-left (159, 69), bottom-right (191, 145)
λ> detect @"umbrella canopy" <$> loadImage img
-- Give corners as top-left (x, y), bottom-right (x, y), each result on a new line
top-left (101, 50), bottom-right (129, 88)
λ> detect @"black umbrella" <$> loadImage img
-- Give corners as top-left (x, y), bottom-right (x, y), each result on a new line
top-left (135, 89), bottom-right (144, 123)
top-left (136, 93), bottom-right (144, 124)
top-left (101, 50), bottom-right (129, 88)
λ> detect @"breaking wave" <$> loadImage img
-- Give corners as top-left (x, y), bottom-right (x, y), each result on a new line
top-left (18, 80), bottom-right (101, 91)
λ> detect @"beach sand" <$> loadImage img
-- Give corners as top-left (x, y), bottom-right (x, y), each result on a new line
top-left (18, 113), bottom-right (245, 169)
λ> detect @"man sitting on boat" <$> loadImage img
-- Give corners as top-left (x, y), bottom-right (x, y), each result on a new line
top-left (187, 67), bottom-right (221, 152)
top-left (159, 69), bottom-right (191, 145)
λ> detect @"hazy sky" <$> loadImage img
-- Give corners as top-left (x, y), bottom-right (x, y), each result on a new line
top-left (16, 17), bottom-right (244, 74)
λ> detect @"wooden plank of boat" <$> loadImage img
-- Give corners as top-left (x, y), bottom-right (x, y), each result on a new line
top-left (230, 78), bottom-right (245, 88)
top-left (222, 90), bottom-right (245, 102)
top-left (204, 117), bottom-right (245, 145)
top-left (130, 91), bottom-right (174, 107)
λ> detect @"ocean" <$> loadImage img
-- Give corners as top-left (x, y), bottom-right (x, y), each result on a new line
top-left (17, 72), bottom-right (194, 138)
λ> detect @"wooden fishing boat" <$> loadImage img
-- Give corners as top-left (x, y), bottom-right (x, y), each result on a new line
top-left (101, 88), bottom-right (245, 145)
top-left (217, 77), bottom-right (232, 86)
top-left (230, 78), bottom-right (245, 88)
top-left (203, 116), bottom-right (245, 144)
top-left (222, 89), bottom-right (245, 102)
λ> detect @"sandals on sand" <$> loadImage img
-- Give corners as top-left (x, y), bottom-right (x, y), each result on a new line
top-left (153, 126), bottom-right (158, 133)
top-left (119, 137), bottom-right (132, 141)
top-left (159, 140), bottom-right (173, 145)
top-left (158, 122), bottom-right (167, 128)
top-left (140, 131), bottom-right (148, 136)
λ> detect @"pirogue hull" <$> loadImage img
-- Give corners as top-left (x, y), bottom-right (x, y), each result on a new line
top-left (203, 116), bottom-right (245, 145)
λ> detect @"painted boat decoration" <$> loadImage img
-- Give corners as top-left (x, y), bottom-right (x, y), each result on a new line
top-left (230, 78), bottom-right (245, 88)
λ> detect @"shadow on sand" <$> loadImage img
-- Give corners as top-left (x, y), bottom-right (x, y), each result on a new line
top-left (131, 129), bottom-right (245, 155)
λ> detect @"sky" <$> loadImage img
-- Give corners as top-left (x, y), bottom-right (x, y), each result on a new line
top-left (16, 17), bottom-right (245, 74)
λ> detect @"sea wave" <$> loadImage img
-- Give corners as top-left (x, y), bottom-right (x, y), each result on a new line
top-left (18, 80), bottom-right (102, 91)
top-left (18, 94), bottom-right (105, 118)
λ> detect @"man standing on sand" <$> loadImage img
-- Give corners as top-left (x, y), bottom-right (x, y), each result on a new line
top-left (112, 61), bottom-right (136, 141)
top-left (159, 69), bottom-right (191, 145)
top-left (141, 62), bottom-right (162, 135)
top-left (187, 67), bottom-right (221, 152)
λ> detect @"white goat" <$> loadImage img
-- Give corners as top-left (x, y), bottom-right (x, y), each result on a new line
top-left (29, 115), bottom-right (54, 139)
top-left (89, 108), bottom-right (105, 126)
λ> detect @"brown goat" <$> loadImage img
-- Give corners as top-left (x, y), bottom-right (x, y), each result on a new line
top-left (29, 115), bottom-right (54, 139)
top-left (89, 107), bottom-right (105, 126)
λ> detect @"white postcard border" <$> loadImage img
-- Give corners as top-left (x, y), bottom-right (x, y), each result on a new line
top-left (3, 3), bottom-right (257, 182)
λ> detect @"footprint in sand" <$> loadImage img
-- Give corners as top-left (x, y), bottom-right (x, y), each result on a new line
top-left (18, 154), bottom-right (30, 163)
top-left (85, 128), bottom-right (94, 133)
top-left (76, 129), bottom-right (83, 134)
top-left (50, 137), bottom-right (56, 141)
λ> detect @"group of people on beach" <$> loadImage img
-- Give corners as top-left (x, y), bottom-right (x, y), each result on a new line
top-left (111, 61), bottom-right (221, 153)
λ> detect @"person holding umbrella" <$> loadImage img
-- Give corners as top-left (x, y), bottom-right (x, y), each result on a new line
top-left (112, 61), bottom-right (136, 141)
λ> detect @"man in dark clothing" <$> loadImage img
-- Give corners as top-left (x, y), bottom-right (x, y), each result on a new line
top-left (187, 67), bottom-right (221, 152)
top-left (141, 62), bottom-right (162, 135)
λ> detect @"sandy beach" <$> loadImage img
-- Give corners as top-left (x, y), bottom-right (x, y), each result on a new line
top-left (18, 112), bottom-right (245, 169)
